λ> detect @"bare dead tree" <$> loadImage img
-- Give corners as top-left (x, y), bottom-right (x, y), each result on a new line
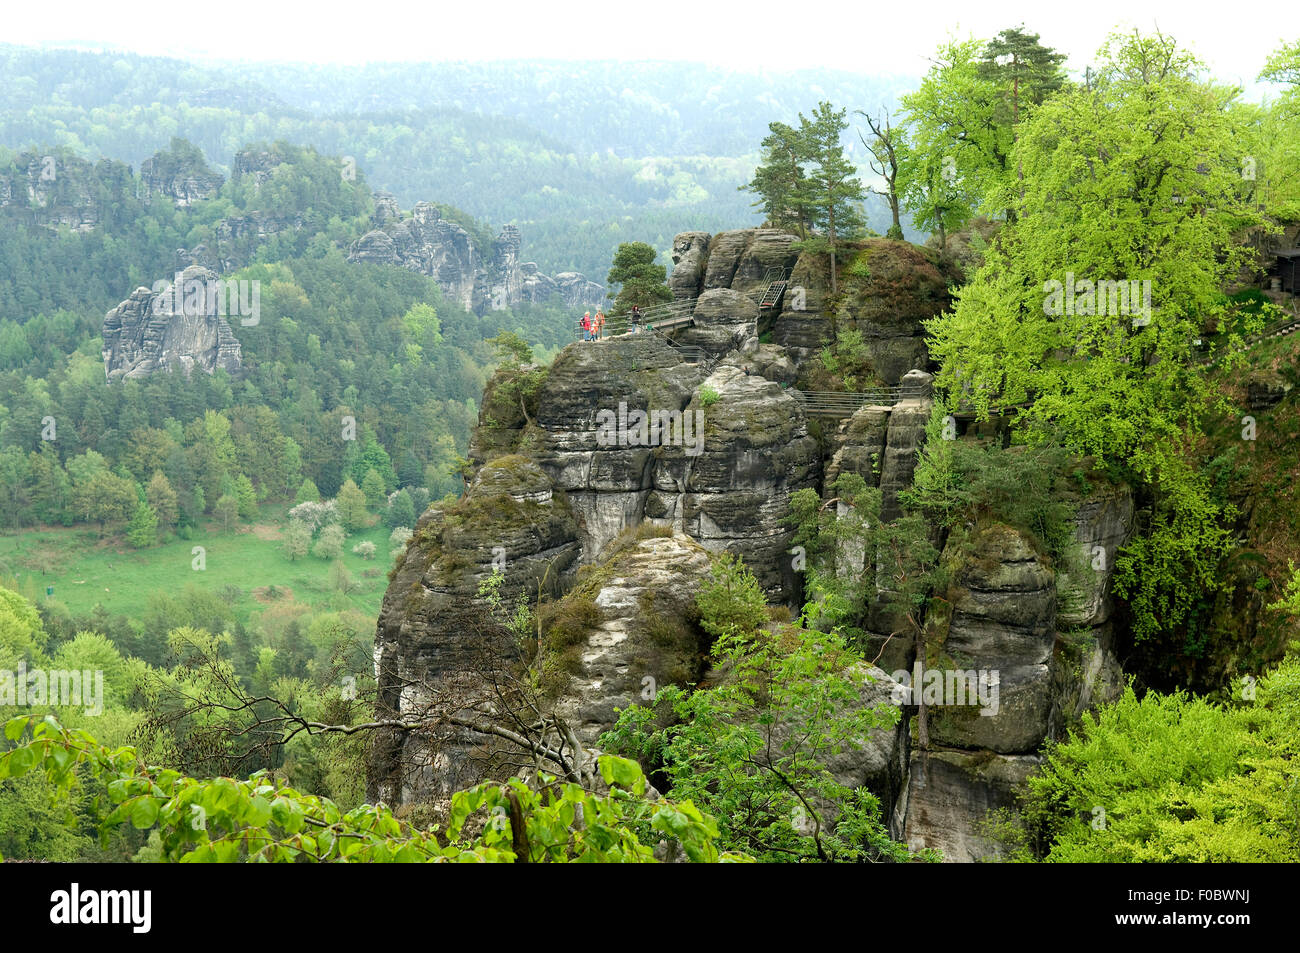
top-left (134, 563), bottom-right (601, 802)
top-left (856, 108), bottom-right (905, 237)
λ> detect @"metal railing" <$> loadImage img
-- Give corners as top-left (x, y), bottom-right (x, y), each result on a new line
top-left (1195, 314), bottom-right (1300, 366)
top-left (653, 329), bottom-right (718, 373)
top-left (572, 299), bottom-right (696, 340)
top-left (791, 386), bottom-right (924, 416)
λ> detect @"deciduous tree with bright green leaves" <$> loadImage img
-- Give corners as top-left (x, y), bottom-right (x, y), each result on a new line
top-left (336, 479), bottom-right (368, 531)
top-left (902, 36), bottom-right (1006, 227)
top-left (0, 716), bottom-right (744, 863)
top-left (924, 29), bottom-right (1273, 642)
top-left (1014, 653), bottom-right (1300, 862)
top-left (902, 28), bottom-right (1067, 226)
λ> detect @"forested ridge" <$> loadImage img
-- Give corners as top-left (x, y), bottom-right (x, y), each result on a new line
top-left (0, 46), bottom-right (916, 280)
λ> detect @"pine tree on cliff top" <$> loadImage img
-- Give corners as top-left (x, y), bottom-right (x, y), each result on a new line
top-left (606, 242), bottom-right (672, 313)
top-left (794, 102), bottom-right (866, 295)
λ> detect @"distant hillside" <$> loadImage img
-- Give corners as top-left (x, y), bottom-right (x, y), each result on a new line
top-left (0, 45), bottom-right (921, 279)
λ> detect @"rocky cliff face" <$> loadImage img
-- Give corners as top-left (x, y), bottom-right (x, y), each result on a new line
top-left (348, 193), bottom-right (604, 314)
top-left (101, 266), bottom-right (243, 381)
top-left (370, 454), bottom-right (582, 803)
top-left (778, 240), bottom-right (958, 384)
top-left (369, 226), bottom-right (1132, 860)
top-left (138, 146), bottom-right (224, 208)
top-left (0, 150), bottom-right (134, 232)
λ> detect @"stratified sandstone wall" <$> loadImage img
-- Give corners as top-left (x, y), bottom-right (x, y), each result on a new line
top-left (370, 226), bottom-right (1132, 863)
top-left (348, 193), bottom-right (604, 314)
top-left (102, 265), bottom-right (243, 381)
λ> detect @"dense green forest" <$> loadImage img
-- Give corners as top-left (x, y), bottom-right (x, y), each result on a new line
top-left (0, 135), bottom-right (573, 778)
top-left (2, 27), bottom-right (1300, 868)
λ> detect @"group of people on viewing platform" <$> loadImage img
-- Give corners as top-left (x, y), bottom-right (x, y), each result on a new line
top-left (579, 305), bottom-right (643, 341)
top-left (580, 309), bottom-right (605, 340)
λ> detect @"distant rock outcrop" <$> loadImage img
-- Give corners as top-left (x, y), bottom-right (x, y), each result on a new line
top-left (0, 150), bottom-right (133, 232)
top-left (102, 266), bottom-right (243, 381)
top-left (348, 192), bottom-right (605, 314)
top-left (139, 144), bottom-right (224, 208)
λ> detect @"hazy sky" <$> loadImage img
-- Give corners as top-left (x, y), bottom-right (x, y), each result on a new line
top-left (4, 0), bottom-right (1291, 92)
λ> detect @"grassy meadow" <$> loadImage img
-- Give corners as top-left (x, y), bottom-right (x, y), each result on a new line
top-left (0, 508), bottom-right (397, 629)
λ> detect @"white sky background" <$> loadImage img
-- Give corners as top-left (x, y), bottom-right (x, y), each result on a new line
top-left (2, 0), bottom-right (1292, 95)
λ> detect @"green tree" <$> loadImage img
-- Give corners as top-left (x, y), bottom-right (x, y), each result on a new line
top-left (71, 470), bottom-right (137, 533)
top-left (605, 558), bottom-right (921, 863)
top-left (125, 501), bottom-right (159, 549)
top-left (487, 330), bottom-right (533, 367)
top-left (145, 470), bottom-right (179, 535)
top-left (336, 479), bottom-right (368, 531)
top-left (902, 36), bottom-right (1004, 227)
top-left (385, 488), bottom-right (416, 529)
top-left (795, 102), bottom-right (867, 294)
top-left (1, 716), bottom-right (738, 863)
top-left (1255, 40), bottom-right (1300, 220)
top-left (979, 26), bottom-right (1067, 134)
top-left (0, 772), bottom-right (93, 861)
top-left (0, 586), bottom-right (47, 667)
top-left (213, 493), bottom-right (239, 533)
top-left (606, 242), bottom-right (672, 313)
top-left (925, 29), bottom-right (1270, 642)
top-left (1017, 654), bottom-right (1300, 862)
top-left (740, 121), bottom-right (810, 237)
top-left (899, 145), bottom-right (971, 250)
top-left (360, 468), bottom-right (386, 509)
top-left (349, 436), bottom-right (397, 492)
top-left (295, 479), bottom-right (321, 504)
top-left (234, 474), bottom-right (258, 520)
top-left (693, 553), bottom-right (769, 641)
top-left (25, 446), bottom-right (70, 526)
top-left (902, 29), bottom-right (1064, 225)
top-left (400, 301), bottom-right (442, 351)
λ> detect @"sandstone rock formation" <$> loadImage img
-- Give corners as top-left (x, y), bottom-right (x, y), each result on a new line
top-left (348, 194), bottom-right (605, 314)
top-left (102, 265), bottom-right (243, 381)
top-left (771, 239), bottom-right (957, 383)
top-left (648, 364), bottom-right (821, 595)
top-left (368, 224), bottom-right (1135, 864)
top-left (895, 748), bottom-right (1041, 862)
top-left (669, 231), bottom-right (711, 300)
top-left (549, 531), bottom-right (714, 749)
top-left (369, 455), bottom-right (582, 803)
top-left (0, 150), bottom-right (131, 232)
top-left (673, 288), bottom-right (759, 358)
top-left (139, 145), bottom-right (224, 208)
top-left (894, 498), bottom-right (1131, 861)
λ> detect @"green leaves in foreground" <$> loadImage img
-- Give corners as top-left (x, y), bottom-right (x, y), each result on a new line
top-left (0, 715), bottom-right (744, 863)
